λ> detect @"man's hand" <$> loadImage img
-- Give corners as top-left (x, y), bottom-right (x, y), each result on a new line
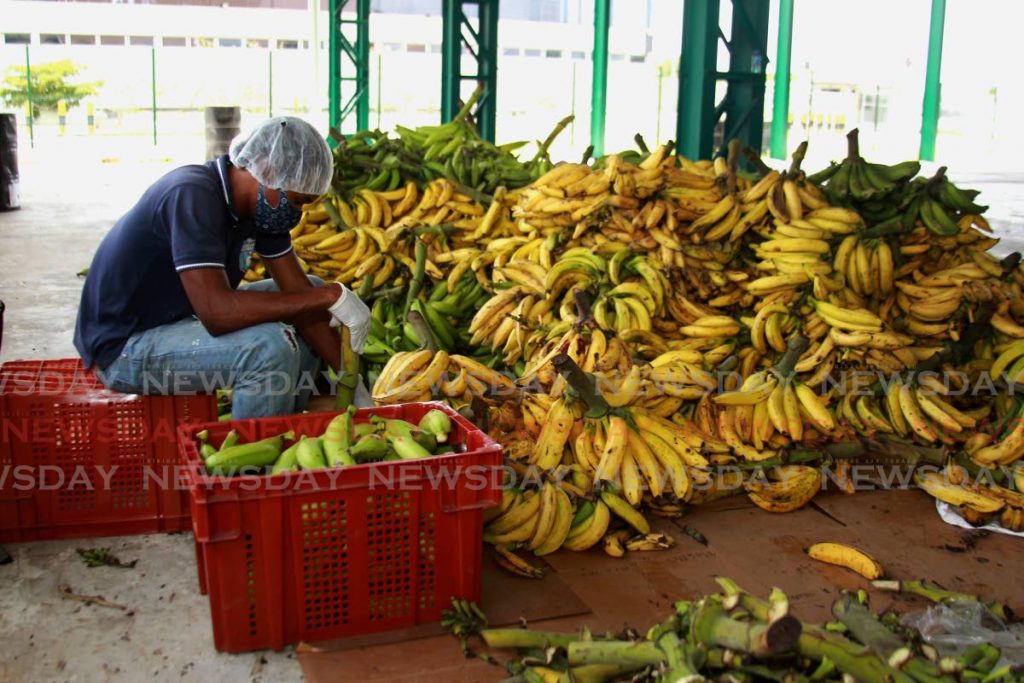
top-left (327, 284), bottom-right (371, 353)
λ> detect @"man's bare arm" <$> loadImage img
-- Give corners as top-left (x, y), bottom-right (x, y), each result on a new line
top-left (264, 252), bottom-right (342, 371)
top-left (179, 267), bottom-right (338, 337)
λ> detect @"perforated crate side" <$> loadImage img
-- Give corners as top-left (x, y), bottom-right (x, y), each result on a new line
top-left (0, 358), bottom-right (216, 542)
top-left (151, 394), bottom-right (218, 531)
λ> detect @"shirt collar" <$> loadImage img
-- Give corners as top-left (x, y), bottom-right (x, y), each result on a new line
top-left (215, 154), bottom-right (240, 222)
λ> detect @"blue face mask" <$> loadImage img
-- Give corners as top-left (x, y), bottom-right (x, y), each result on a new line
top-left (254, 184), bottom-right (303, 235)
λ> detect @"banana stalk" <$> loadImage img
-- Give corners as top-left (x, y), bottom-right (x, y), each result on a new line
top-left (910, 302), bottom-right (993, 373)
top-left (406, 309), bottom-right (437, 352)
top-left (550, 352), bottom-right (611, 419)
top-left (481, 629), bottom-right (581, 651)
top-left (863, 216), bottom-right (910, 238)
top-left (689, 600), bottom-right (801, 657)
top-left (725, 138), bottom-right (741, 194)
top-left (773, 334), bottom-right (811, 380)
top-left (1000, 252), bottom-right (1021, 273)
top-left (870, 437), bottom-right (948, 468)
top-left (565, 640), bottom-right (667, 668)
top-left (528, 114), bottom-right (575, 169)
top-left (715, 578), bottom-right (917, 683)
top-left (580, 144), bottom-right (594, 165)
top-left (731, 440), bottom-right (867, 471)
top-left (404, 238), bottom-right (429, 316)
top-left (742, 145), bottom-right (774, 177)
top-left (950, 450), bottom-right (1010, 485)
top-left (321, 199), bottom-right (345, 228)
top-left (788, 140), bottom-right (809, 175)
top-left (832, 595), bottom-right (956, 683)
top-left (870, 580), bottom-right (1012, 624)
top-left (335, 326), bottom-right (359, 410)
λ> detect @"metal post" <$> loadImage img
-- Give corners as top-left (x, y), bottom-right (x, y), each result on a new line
top-left (268, 50), bottom-right (274, 117)
top-left (590, 0), bottom-right (610, 156)
top-left (723, 0), bottom-right (769, 155)
top-left (441, 0), bottom-right (499, 142)
top-left (329, 0), bottom-right (339, 128)
top-left (440, 0), bottom-right (461, 124)
top-left (477, 0), bottom-right (498, 141)
top-left (570, 61), bottom-right (577, 145)
top-left (873, 85), bottom-right (880, 131)
top-left (355, 0), bottom-right (369, 129)
top-left (769, 0), bottom-right (793, 159)
top-left (919, 0), bottom-right (945, 161)
top-left (676, 0), bottom-right (719, 159)
top-left (329, 0), bottom-right (370, 135)
top-left (24, 46), bottom-right (34, 148)
top-left (151, 47), bottom-right (157, 146)
top-left (676, 0), bottom-right (770, 159)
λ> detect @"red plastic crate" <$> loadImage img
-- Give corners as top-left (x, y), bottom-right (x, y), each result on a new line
top-left (178, 402), bottom-right (503, 653)
top-left (0, 359), bottom-right (217, 542)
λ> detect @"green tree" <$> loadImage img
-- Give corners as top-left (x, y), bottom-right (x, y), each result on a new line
top-left (0, 60), bottom-right (102, 117)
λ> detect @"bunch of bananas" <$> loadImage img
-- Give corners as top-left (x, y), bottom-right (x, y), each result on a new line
top-left (482, 483), bottom-right (659, 569)
top-left (511, 401), bottom-right (712, 504)
top-left (899, 168), bottom-right (989, 236)
top-left (242, 117), bottom-right (1024, 556)
top-left (394, 110), bottom-right (572, 195)
top-left (329, 129), bottom-right (422, 196)
top-left (361, 277), bottom-right (491, 366)
top-left (916, 463), bottom-right (1024, 531)
top-left (370, 349), bottom-right (517, 407)
top-left (816, 128), bottom-right (920, 205)
top-left (816, 128), bottom-right (987, 238)
top-left (327, 86), bottom-right (571, 197)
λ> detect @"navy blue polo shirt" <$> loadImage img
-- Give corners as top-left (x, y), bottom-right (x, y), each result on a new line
top-left (74, 155), bottom-right (292, 370)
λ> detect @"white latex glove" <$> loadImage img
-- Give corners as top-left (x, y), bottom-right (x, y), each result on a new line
top-left (327, 283), bottom-right (371, 353)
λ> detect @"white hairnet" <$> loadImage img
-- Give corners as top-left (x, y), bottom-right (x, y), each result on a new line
top-left (228, 116), bottom-right (333, 196)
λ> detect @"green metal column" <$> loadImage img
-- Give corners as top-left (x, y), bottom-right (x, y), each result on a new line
top-left (919, 0), bottom-right (945, 161)
top-left (676, 0), bottom-right (720, 159)
top-left (441, 0), bottom-right (499, 142)
top-left (590, 0), bottom-right (610, 156)
top-left (769, 0), bottom-right (793, 159)
top-left (677, 0), bottom-right (771, 159)
top-left (723, 0), bottom-right (769, 153)
top-left (329, 0), bottom-right (370, 135)
top-left (441, 0), bottom-right (461, 123)
top-left (477, 0), bottom-right (499, 141)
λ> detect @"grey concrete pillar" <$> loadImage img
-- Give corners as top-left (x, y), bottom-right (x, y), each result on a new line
top-left (204, 106), bottom-right (241, 161)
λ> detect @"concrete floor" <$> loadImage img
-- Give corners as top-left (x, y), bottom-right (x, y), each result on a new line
top-left (0, 534), bottom-right (300, 682)
top-left (0, 145), bottom-right (1022, 682)
top-left (0, 150), bottom-right (305, 682)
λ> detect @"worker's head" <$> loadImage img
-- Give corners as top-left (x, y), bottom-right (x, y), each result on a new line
top-left (229, 116), bottom-right (332, 234)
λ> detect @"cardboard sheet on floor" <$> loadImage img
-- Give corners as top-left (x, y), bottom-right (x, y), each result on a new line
top-left (298, 548), bottom-right (590, 683)
top-left (300, 489), bottom-right (1023, 682)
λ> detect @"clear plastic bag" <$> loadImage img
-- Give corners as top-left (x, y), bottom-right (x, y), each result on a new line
top-left (902, 601), bottom-right (1024, 668)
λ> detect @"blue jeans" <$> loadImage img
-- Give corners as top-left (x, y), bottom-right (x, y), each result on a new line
top-left (99, 277), bottom-right (324, 418)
